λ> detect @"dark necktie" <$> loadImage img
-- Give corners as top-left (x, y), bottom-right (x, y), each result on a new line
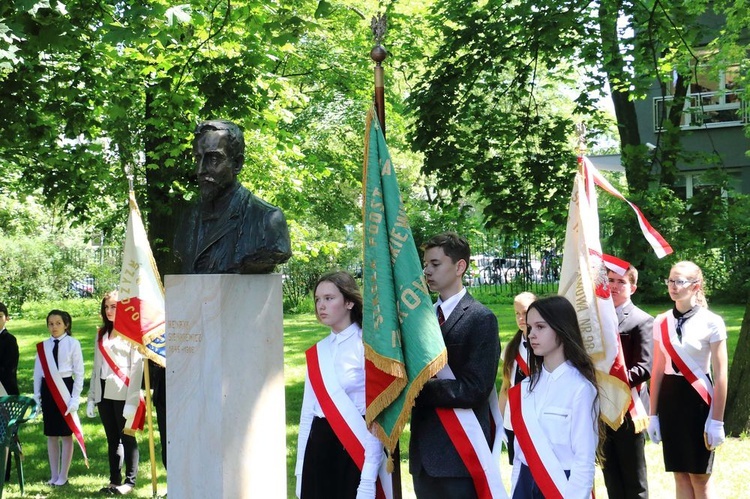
top-left (671, 316), bottom-right (687, 373)
top-left (437, 305), bottom-right (446, 326)
top-left (53, 339), bottom-right (60, 367)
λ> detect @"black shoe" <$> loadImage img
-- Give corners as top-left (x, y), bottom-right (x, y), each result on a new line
top-left (100, 485), bottom-right (117, 495)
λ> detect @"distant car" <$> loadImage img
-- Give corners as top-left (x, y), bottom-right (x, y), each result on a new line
top-left (69, 277), bottom-right (95, 298)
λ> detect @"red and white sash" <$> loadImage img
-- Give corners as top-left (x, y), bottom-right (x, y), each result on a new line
top-left (36, 341), bottom-right (88, 465)
top-left (435, 365), bottom-right (508, 499)
top-left (515, 339), bottom-right (529, 379)
top-left (98, 336), bottom-right (146, 433)
top-left (657, 314), bottom-right (713, 407)
top-left (306, 342), bottom-right (392, 499)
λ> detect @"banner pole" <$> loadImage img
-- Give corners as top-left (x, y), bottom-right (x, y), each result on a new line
top-left (370, 13), bottom-right (402, 499)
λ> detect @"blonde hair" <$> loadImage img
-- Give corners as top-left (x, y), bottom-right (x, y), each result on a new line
top-left (672, 261), bottom-right (707, 308)
top-left (513, 291), bottom-right (536, 307)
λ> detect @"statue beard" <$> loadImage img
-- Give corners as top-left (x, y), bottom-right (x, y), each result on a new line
top-left (199, 178), bottom-right (222, 203)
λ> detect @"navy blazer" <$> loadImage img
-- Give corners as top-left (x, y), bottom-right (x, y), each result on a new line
top-left (409, 292), bottom-right (500, 477)
top-left (618, 302), bottom-right (654, 388)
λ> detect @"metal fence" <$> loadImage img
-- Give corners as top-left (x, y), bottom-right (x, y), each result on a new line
top-left (464, 233), bottom-right (563, 297)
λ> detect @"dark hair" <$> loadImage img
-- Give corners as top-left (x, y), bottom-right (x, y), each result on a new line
top-left (314, 271), bottom-right (363, 327)
top-left (47, 309), bottom-right (73, 336)
top-left (422, 232), bottom-right (471, 276)
top-left (526, 296), bottom-right (597, 389)
top-left (194, 119), bottom-right (245, 166)
top-left (526, 295), bottom-right (604, 460)
top-left (98, 291), bottom-right (118, 339)
top-left (0, 302), bottom-right (8, 318)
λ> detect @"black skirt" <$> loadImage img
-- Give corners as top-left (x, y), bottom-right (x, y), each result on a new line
top-left (658, 374), bottom-right (714, 474)
top-left (41, 376), bottom-right (75, 437)
top-left (301, 416), bottom-right (361, 498)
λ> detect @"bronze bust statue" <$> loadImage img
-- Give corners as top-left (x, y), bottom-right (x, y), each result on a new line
top-left (173, 120), bottom-right (292, 274)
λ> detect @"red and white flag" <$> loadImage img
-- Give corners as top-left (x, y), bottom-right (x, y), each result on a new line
top-left (114, 190), bottom-right (166, 367)
top-left (558, 158), bottom-right (635, 429)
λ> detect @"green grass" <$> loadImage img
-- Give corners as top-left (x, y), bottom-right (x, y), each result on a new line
top-left (2, 301), bottom-right (747, 498)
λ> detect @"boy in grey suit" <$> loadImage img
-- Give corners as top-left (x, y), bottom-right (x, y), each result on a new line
top-left (602, 264), bottom-right (653, 499)
top-left (410, 233), bottom-right (501, 498)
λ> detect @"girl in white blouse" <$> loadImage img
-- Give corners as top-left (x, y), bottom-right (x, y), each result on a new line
top-left (295, 271), bottom-right (384, 499)
top-left (33, 310), bottom-right (84, 487)
top-left (86, 291), bottom-right (144, 495)
top-left (648, 261), bottom-right (728, 498)
top-left (509, 295), bottom-right (601, 499)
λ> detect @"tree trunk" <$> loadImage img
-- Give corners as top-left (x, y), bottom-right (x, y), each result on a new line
top-left (143, 86), bottom-right (188, 277)
top-left (599, 0), bottom-right (647, 192)
top-left (725, 297), bottom-right (750, 435)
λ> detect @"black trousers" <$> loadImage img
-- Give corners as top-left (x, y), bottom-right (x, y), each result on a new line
top-left (602, 413), bottom-right (648, 499)
top-left (301, 417), bottom-right (360, 498)
top-left (98, 382), bottom-right (139, 486)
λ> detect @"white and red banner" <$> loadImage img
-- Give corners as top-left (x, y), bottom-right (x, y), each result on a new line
top-left (583, 157), bottom-right (673, 258)
top-left (558, 156), bottom-right (673, 429)
top-left (114, 191), bottom-right (166, 367)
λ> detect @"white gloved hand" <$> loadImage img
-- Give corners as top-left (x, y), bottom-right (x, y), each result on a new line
top-left (704, 419), bottom-right (725, 450)
top-left (295, 474), bottom-right (302, 498)
top-left (356, 478), bottom-right (377, 499)
top-left (86, 400), bottom-right (96, 418)
top-left (64, 400), bottom-right (79, 416)
top-left (647, 415), bottom-right (661, 444)
top-left (33, 395), bottom-right (42, 413)
top-left (123, 404), bottom-right (137, 419)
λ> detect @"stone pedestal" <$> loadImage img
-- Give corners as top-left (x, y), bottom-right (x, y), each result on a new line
top-left (165, 274), bottom-right (286, 499)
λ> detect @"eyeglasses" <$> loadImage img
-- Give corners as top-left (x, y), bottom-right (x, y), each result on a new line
top-left (664, 279), bottom-right (697, 287)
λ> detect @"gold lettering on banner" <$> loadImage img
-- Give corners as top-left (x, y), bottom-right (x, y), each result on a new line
top-left (381, 159), bottom-right (392, 176)
top-left (166, 320), bottom-right (202, 355)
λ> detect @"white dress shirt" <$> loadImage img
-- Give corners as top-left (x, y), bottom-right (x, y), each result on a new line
top-left (513, 361), bottom-right (598, 499)
top-left (33, 334), bottom-right (85, 406)
top-left (656, 307), bottom-right (726, 375)
top-left (295, 323), bottom-right (383, 483)
top-left (435, 287), bottom-right (467, 321)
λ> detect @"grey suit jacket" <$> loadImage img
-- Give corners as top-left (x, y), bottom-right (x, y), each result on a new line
top-left (409, 292), bottom-right (500, 477)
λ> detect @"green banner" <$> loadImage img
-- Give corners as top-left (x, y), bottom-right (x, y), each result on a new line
top-left (362, 108), bottom-right (447, 453)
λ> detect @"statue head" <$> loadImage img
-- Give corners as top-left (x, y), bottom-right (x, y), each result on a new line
top-left (193, 120), bottom-right (246, 203)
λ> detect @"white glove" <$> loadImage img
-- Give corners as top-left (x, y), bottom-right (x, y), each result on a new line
top-left (295, 474), bottom-right (301, 498)
top-left (123, 404), bottom-right (137, 419)
top-left (704, 419), bottom-right (725, 450)
top-left (647, 415), bottom-right (661, 444)
top-left (33, 395), bottom-right (42, 413)
top-left (356, 478), bottom-right (377, 499)
top-left (64, 400), bottom-right (79, 416)
top-left (86, 400), bottom-right (96, 418)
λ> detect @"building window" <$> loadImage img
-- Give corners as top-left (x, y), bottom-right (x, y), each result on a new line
top-left (653, 66), bottom-right (748, 131)
top-left (674, 170), bottom-right (742, 200)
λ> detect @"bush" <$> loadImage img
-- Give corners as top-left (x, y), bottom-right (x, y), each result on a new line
top-left (20, 297), bottom-right (101, 322)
